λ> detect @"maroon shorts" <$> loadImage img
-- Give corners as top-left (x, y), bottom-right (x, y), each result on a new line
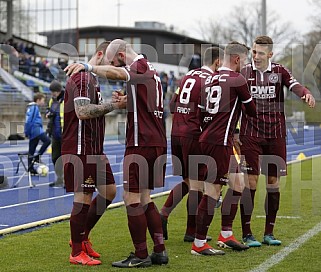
top-left (123, 146), bottom-right (167, 193)
top-left (199, 143), bottom-right (238, 185)
top-left (239, 135), bottom-right (287, 177)
top-left (62, 154), bottom-right (115, 193)
top-left (171, 136), bottom-right (205, 180)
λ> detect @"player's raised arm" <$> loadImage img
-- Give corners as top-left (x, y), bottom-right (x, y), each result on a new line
top-left (74, 96), bottom-right (126, 120)
top-left (65, 63), bottom-right (127, 81)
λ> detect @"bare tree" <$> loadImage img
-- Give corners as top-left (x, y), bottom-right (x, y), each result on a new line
top-left (277, 1), bottom-right (321, 99)
top-left (309, 0), bottom-right (321, 29)
top-left (197, 1), bottom-right (298, 49)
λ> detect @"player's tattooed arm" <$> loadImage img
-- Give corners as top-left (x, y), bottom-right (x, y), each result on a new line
top-left (74, 96), bottom-right (127, 120)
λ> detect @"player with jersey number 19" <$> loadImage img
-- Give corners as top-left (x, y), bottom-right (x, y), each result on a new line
top-left (238, 36), bottom-right (316, 247)
top-left (160, 46), bottom-right (224, 243)
top-left (65, 39), bottom-right (168, 268)
top-left (191, 41), bottom-right (257, 256)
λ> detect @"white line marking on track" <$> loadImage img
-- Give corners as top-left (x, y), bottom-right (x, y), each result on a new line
top-left (249, 221), bottom-right (321, 272)
top-left (0, 224), bottom-right (9, 227)
top-left (0, 194), bottom-right (74, 210)
top-left (0, 175), bottom-right (175, 210)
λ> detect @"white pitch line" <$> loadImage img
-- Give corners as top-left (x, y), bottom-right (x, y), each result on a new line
top-left (0, 224), bottom-right (9, 227)
top-left (249, 221), bottom-right (321, 272)
top-left (256, 216), bottom-right (301, 219)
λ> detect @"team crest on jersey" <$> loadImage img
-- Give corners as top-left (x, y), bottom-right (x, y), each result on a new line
top-left (269, 73), bottom-right (279, 83)
top-left (82, 175), bottom-right (95, 188)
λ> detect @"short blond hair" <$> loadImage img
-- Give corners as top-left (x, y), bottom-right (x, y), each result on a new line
top-left (224, 41), bottom-right (250, 57)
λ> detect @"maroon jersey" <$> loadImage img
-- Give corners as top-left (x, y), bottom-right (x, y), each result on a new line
top-left (62, 72), bottom-right (105, 155)
top-left (240, 61), bottom-right (308, 138)
top-left (199, 67), bottom-right (254, 146)
top-left (122, 55), bottom-right (166, 147)
top-left (171, 66), bottom-right (214, 139)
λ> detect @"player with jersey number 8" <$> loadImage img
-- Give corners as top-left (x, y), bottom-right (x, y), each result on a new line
top-left (191, 41), bottom-right (257, 256)
top-left (159, 46), bottom-right (224, 244)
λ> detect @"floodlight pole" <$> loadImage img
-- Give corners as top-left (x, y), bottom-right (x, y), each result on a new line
top-left (117, 0), bottom-right (122, 27)
top-left (6, 0), bottom-right (13, 39)
top-left (262, 0), bottom-right (267, 35)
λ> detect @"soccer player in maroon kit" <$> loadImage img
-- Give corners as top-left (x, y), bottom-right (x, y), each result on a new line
top-left (238, 36), bottom-right (316, 247)
top-left (65, 39), bottom-right (168, 268)
top-left (191, 41), bottom-right (257, 256)
top-left (160, 46), bottom-right (224, 242)
top-left (62, 41), bottom-right (127, 266)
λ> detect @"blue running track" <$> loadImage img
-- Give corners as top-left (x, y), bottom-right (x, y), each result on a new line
top-left (0, 126), bottom-right (321, 234)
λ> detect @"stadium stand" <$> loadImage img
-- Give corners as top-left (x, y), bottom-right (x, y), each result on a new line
top-left (14, 70), bottom-right (51, 94)
top-left (0, 67), bottom-right (33, 101)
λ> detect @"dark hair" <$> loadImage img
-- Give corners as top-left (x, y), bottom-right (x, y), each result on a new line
top-left (224, 41), bottom-right (250, 56)
top-left (49, 80), bottom-right (62, 92)
top-left (254, 35), bottom-right (273, 51)
top-left (95, 41), bottom-right (111, 54)
top-left (203, 46), bottom-right (224, 66)
top-left (33, 93), bottom-right (45, 102)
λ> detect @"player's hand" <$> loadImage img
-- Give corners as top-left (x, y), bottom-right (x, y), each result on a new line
top-left (301, 93), bottom-right (316, 108)
top-left (113, 95), bottom-right (127, 109)
top-left (112, 90), bottom-right (125, 102)
top-left (64, 63), bottom-right (86, 76)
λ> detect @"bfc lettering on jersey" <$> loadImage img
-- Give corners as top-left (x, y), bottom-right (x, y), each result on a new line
top-left (205, 73), bottom-right (228, 85)
top-left (251, 86), bottom-right (276, 99)
top-left (186, 69), bottom-right (210, 79)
